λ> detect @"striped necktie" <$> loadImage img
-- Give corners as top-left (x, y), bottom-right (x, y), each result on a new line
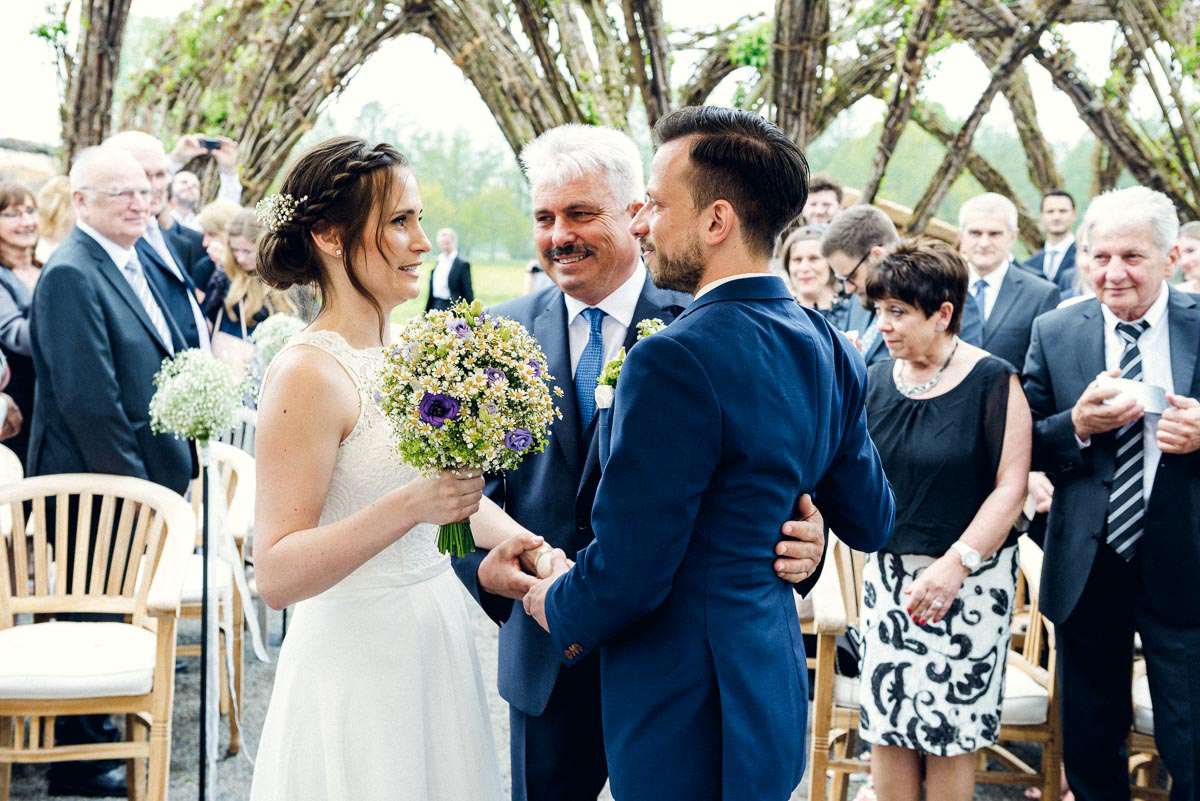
top-left (123, 250), bottom-right (174, 352)
top-left (1106, 320), bottom-right (1151, 560)
top-left (574, 307), bottom-right (607, 427)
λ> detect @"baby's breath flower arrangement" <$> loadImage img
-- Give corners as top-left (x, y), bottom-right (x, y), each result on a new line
top-left (594, 318), bottom-right (667, 410)
top-left (254, 193), bottom-right (306, 232)
top-left (380, 299), bottom-right (564, 557)
top-left (149, 349), bottom-right (250, 443)
top-left (250, 313), bottom-right (306, 372)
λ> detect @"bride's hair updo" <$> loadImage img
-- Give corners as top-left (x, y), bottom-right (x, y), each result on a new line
top-left (257, 136), bottom-right (410, 328)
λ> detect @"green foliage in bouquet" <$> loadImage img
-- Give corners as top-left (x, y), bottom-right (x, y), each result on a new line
top-left (379, 299), bottom-right (564, 556)
top-left (149, 349), bottom-right (251, 444)
top-left (596, 317), bottom-right (667, 389)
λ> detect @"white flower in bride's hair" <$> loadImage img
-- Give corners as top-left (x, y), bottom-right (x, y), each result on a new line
top-left (255, 193), bottom-right (308, 232)
top-left (594, 384), bottom-right (615, 410)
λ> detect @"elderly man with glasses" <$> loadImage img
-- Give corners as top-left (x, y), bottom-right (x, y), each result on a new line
top-left (822, 205), bottom-right (983, 366)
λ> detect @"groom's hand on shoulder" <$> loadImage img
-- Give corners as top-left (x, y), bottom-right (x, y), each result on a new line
top-left (478, 533), bottom-right (545, 600)
top-left (774, 494), bottom-right (825, 584)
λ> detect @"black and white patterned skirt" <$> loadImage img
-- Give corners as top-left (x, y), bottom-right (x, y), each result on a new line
top-left (857, 545), bottom-right (1017, 756)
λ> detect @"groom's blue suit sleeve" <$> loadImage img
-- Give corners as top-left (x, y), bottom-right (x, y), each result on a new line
top-left (543, 334), bottom-right (721, 663)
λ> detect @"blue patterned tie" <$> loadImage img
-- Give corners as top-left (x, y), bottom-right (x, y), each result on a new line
top-left (973, 278), bottom-right (989, 324)
top-left (575, 307), bottom-right (606, 426)
top-left (1106, 320), bottom-right (1151, 560)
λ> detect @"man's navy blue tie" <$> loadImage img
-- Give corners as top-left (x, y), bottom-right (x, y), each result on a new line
top-left (1106, 319), bottom-right (1152, 560)
top-left (575, 307), bottom-right (606, 426)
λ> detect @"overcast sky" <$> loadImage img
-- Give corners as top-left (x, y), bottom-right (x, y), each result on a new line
top-left (3, 0), bottom-right (1119, 151)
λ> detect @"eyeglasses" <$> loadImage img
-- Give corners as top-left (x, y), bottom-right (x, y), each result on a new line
top-left (836, 251), bottom-right (870, 290)
top-left (82, 187), bottom-right (153, 204)
top-left (0, 207), bottom-right (37, 220)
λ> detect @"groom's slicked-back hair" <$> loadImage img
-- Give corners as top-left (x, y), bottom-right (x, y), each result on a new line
top-left (654, 106), bottom-right (809, 257)
top-left (520, 124), bottom-right (645, 208)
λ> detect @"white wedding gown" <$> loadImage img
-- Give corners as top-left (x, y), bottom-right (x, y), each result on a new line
top-left (249, 330), bottom-right (503, 801)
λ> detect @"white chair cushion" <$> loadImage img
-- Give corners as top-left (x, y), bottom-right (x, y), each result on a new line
top-left (1133, 672), bottom-right (1154, 735)
top-left (1001, 664), bottom-right (1049, 725)
top-left (180, 553), bottom-right (234, 604)
top-left (833, 674), bottom-right (860, 708)
top-left (0, 622), bottom-right (156, 699)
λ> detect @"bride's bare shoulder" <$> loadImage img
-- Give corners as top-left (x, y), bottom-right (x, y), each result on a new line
top-left (258, 344), bottom-right (359, 439)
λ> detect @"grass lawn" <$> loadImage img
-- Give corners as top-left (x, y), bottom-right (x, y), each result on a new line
top-left (392, 259), bottom-right (530, 322)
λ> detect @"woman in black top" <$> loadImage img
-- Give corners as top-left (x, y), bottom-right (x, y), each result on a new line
top-left (0, 183), bottom-right (43, 464)
top-left (857, 239), bottom-right (1031, 800)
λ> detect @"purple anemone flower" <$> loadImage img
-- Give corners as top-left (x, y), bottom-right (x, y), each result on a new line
top-left (419, 392), bottom-right (461, 428)
top-left (527, 359), bottom-right (542, 378)
top-left (504, 427), bottom-right (533, 452)
top-left (447, 318), bottom-right (472, 339)
top-left (484, 368), bottom-right (505, 385)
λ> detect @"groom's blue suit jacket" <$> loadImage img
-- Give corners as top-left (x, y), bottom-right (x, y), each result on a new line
top-left (453, 276), bottom-right (690, 715)
top-left (545, 275), bottom-right (895, 801)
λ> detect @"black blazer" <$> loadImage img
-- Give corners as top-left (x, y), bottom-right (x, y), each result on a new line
top-left (1023, 290), bottom-right (1200, 626)
top-left (424, 255), bottom-right (474, 310)
top-left (27, 226), bottom-right (192, 495)
top-left (979, 266), bottom-right (1060, 372)
top-left (1020, 241), bottom-right (1077, 299)
top-left (137, 237), bottom-right (203, 350)
top-left (163, 220), bottom-right (216, 288)
top-left (452, 277), bottom-right (689, 715)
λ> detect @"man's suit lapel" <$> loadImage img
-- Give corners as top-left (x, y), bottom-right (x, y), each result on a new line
top-left (1167, 289), bottom-right (1200, 394)
top-left (534, 292), bottom-right (581, 479)
top-left (984, 268), bottom-right (1022, 341)
top-left (88, 238), bottom-right (176, 356)
top-left (1075, 300), bottom-right (1107, 389)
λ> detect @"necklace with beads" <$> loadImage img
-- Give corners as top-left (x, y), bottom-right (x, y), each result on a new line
top-left (893, 337), bottom-right (959, 397)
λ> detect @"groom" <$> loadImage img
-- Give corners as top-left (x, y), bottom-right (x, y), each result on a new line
top-left (525, 107), bottom-right (895, 800)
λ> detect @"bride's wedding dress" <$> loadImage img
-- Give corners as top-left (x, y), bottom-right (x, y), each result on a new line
top-left (249, 330), bottom-right (503, 800)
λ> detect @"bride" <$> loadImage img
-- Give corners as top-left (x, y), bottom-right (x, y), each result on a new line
top-left (248, 136), bottom-right (549, 800)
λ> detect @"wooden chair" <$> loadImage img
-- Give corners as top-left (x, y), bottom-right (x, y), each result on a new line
top-left (0, 446), bottom-right (21, 488)
top-left (0, 445), bottom-right (23, 595)
top-left (214, 407), bottom-right (257, 457)
top-left (0, 473), bottom-right (194, 801)
top-left (806, 534), bottom-right (1062, 801)
top-left (181, 442), bottom-right (254, 755)
top-left (1129, 659), bottom-right (1169, 799)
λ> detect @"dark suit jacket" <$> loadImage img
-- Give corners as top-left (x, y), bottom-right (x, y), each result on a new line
top-left (163, 219), bottom-right (216, 288)
top-left (832, 292), bottom-right (986, 366)
top-left (424, 255), bottom-right (474, 310)
top-left (1023, 290), bottom-right (1200, 626)
top-left (980, 266), bottom-right (1060, 372)
top-left (544, 276), bottom-right (894, 800)
top-left (452, 276), bottom-right (689, 716)
top-left (137, 237), bottom-right (203, 350)
top-left (27, 226), bottom-right (192, 495)
top-left (1021, 241), bottom-right (1077, 299)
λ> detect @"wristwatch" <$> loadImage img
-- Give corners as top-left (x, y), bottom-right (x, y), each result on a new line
top-left (951, 541), bottom-right (981, 570)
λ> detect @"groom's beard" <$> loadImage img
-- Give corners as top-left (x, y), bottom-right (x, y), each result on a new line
top-left (647, 236), bottom-right (706, 295)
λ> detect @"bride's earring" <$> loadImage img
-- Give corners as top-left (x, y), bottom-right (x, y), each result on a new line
top-left (335, 248), bottom-right (343, 256)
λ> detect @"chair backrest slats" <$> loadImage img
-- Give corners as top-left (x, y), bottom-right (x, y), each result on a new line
top-left (31, 496), bottom-right (48, 596)
top-left (121, 505), bottom-right (153, 596)
top-left (10, 499), bottom-right (28, 598)
top-left (71, 493), bottom-right (94, 594)
top-left (54, 491), bottom-right (70, 595)
top-left (105, 499), bottom-right (138, 596)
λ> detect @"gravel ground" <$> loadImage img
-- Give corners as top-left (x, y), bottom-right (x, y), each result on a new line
top-left (11, 593), bottom-right (1027, 800)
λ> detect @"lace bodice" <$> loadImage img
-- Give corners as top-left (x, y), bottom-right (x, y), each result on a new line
top-left (280, 330), bottom-right (446, 581)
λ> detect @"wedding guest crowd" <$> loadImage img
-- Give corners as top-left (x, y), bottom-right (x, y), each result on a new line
top-left (779, 224), bottom-right (838, 314)
top-left (425, 226), bottom-right (474, 311)
top-left (0, 183), bottom-right (40, 463)
top-left (802, 172), bottom-right (843, 225)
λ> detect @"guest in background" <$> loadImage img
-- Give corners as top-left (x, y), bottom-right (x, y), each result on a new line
top-left (168, 134), bottom-right (243, 205)
top-left (823, 205), bottom-right (984, 366)
top-left (1021, 189), bottom-right (1079, 299)
top-left (958, 192), bottom-right (1059, 373)
top-left (0, 182), bottom-right (42, 465)
top-left (425, 227), bottom-right (474, 311)
top-left (1024, 186), bottom-right (1200, 801)
top-left (34, 176), bottom-right (73, 264)
top-left (168, 170), bottom-right (203, 230)
top-left (195, 198), bottom-right (242, 274)
top-left (204, 208), bottom-right (295, 340)
top-left (1059, 218), bottom-right (1095, 309)
top-left (1175, 220), bottom-right (1200, 293)
top-left (860, 238), bottom-right (1030, 801)
top-left (802, 172), bottom-right (843, 225)
top-left (523, 258), bottom-right (554, 295)
top-left (779, 225), bottom-right (837, 314)
top-left (106, 130), bottom-right (212, 351)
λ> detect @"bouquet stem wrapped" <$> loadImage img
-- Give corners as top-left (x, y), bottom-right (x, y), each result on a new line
top-left (380, 299), bottom-right (563, 556)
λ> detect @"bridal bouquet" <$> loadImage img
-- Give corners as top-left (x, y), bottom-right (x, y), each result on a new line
top-left (379, 299), bottom-right (563, 557)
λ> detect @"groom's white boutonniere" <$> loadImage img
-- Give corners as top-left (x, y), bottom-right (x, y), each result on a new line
top-left (593, 318), bottom-right (668, 410)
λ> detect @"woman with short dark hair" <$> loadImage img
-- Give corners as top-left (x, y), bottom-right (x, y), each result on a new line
top-left (857, 238), bottom-right (1032, 801)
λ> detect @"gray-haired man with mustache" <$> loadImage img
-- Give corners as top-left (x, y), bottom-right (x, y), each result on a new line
top-left (451, 123), bottom-right (830, 801)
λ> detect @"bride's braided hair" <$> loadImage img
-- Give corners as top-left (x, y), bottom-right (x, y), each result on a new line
top-left (257, 136), bottom-right (410, 331)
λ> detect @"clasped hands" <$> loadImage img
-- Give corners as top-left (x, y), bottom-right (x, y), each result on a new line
top-left (480, 494), bottom-right (827, 633)
top-left (1073, 369), bottom-right (1200, 454)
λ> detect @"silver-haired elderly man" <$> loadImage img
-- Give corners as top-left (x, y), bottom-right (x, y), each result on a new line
top-left (1023, 186), bottom-right (1200, 801)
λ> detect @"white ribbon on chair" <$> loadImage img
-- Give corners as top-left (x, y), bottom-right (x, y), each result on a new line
top-left (200, 446), bottom-right (269, 777)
